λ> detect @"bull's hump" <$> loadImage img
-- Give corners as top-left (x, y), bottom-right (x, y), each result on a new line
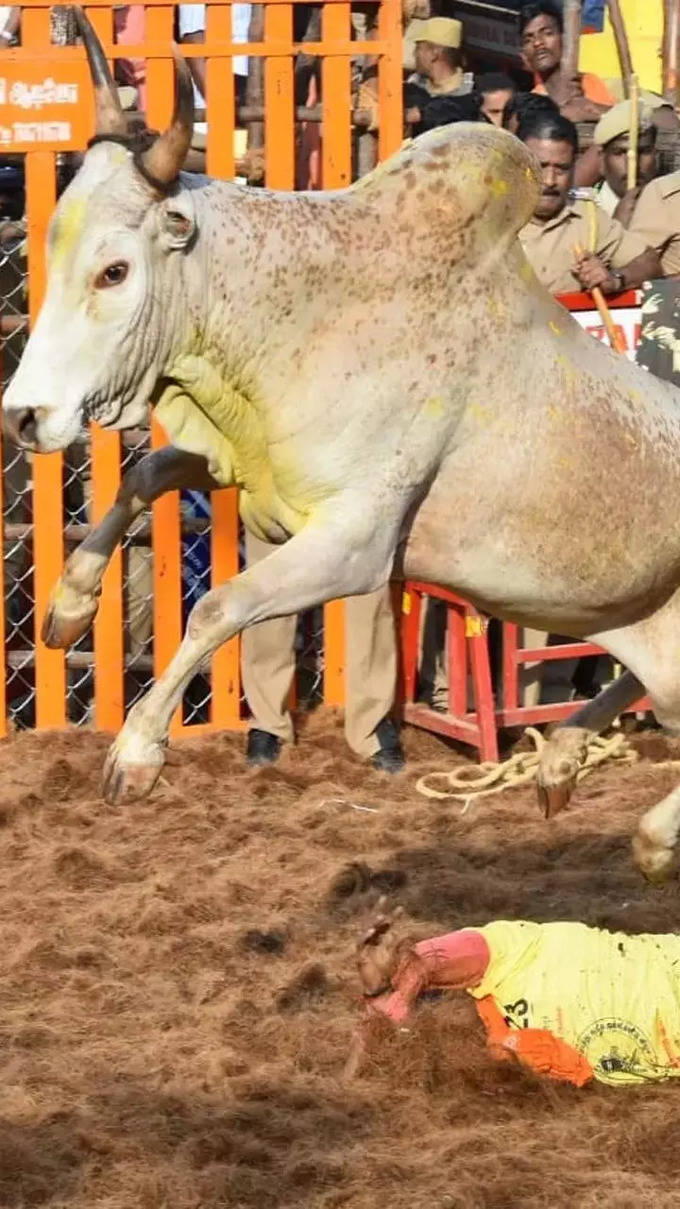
top-left (346, 123), bottom-right (540, 239)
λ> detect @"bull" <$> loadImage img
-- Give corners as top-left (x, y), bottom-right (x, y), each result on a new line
top-left (5, 12), bottom-right (680, 880)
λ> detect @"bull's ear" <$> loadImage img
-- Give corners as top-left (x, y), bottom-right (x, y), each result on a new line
top-left (159, 190), bottom-right (196, 250)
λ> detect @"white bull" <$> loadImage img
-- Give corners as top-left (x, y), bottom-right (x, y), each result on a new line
top-left (5, 12), bottom-right (680, 880)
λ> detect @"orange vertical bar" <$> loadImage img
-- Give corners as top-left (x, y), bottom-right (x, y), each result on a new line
top-left (206, 3), bottom-right (236, 180)
top-left (91, 426), bottom-right (124, 731)
top-left (205, 5), bottom-right (240, 729)
top-left (0, 386), bottom-right (6, 738)
top-left (151, 415), bottom-right (182, 736)
top-left (147, 9), bottom-right (183, 735)
top-left (320, 2), bottom-right (351, 707)
top-left (265, 3), bottom-right (294, 188)
top-left (83, 7), bottom-right (124, 733)
top-left (263, 0), bottom-right (295, 703)
top-left (24, 6), bottom-right (65, 728)
top-left (145, 6), bottom-right (174, 129)
top-left (210, 489), bottom-right (242, 728)
top-left (377, 0), bottom-right (403, 161)
top-left (321, 3), bottom-right (351, 187)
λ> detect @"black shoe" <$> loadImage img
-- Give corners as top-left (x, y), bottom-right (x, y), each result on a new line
top-left (371, 716), bottom-right (405, 774)
top-left (246, 729), bottom-right (281, 767)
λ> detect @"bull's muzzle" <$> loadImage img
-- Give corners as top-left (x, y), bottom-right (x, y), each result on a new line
top-left (4, 406), bottom-right (40, 450)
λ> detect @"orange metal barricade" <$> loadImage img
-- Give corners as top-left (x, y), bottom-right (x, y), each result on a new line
top-left (0, 0), bottom-right (403, 737)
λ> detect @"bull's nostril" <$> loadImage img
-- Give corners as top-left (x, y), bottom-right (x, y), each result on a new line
top-left (16, 407), bottom-right (37, 447)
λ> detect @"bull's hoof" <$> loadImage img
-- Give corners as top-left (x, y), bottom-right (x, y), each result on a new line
top-left (102, 737), bottom-right (165, 805)
top-left (42, 603), bottom-right (98, 649)
top-left (536, 728), bottom-right (589, 821)
top-left (41, 583), bottom-right (99, 649)
top-left (632, 829), bottom-right (675, 885)
top-left (536, 779), bottom-right (576, 820)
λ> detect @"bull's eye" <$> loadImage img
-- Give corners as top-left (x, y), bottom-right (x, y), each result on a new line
top-left (95, 261), bottom-right (129, 289)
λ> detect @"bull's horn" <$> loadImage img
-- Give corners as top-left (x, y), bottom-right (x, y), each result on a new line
top-left (73, 6), bottom-right (127, 138)
top-left (138, 48), bottom-right (194, 189)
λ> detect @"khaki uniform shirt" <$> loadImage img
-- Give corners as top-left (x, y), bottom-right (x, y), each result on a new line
top-left (519, 199), bottom-right (648, 294)
top-left (628, 172), bottom-right (680, 277)
top-left (405, 68), bottom-right (468, 96)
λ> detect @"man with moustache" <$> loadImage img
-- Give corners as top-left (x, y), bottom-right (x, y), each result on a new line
top-left (517, 111), bottom-right (661, 296)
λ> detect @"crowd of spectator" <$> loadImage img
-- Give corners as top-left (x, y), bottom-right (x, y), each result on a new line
top-left (2, 1), bottom-right (680, 756)
top-left (2, 0), bottom-right (680, 298)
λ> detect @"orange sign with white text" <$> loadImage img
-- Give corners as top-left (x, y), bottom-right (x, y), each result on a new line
top-left (0, 60), bottom-right (93, 153)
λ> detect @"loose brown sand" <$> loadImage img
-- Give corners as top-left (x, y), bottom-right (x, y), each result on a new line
top-left (1, 715), bottom-right (680, 1208)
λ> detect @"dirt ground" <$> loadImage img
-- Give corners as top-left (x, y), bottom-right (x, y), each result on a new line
top-left (3, 715), bottom-right (680, 1208)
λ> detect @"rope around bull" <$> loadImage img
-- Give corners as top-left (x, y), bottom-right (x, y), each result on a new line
top-left (415, 728), bottom-right (637, 807)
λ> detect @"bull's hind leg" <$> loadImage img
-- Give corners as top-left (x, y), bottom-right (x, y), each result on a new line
top-left (537, 670), bottom-right (644, 818)
top-left (42, 448), bottom-right (218, 647)
top-left (542, 591), bottom-right (680, 881)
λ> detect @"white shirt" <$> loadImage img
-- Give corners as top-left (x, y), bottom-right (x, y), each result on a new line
top-left (178, 3), bottom-right (251, 106)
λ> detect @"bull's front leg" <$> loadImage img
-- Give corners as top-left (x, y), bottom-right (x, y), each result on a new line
top-left (42, 447), bottom-right (219, 648)
top-left (102, 502), bottom-right (400, 804)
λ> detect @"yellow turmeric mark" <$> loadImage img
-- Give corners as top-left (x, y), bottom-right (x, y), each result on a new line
top-left (50, 197), bottom-right (88, 271)
top-left (467, 401), bottom-right (491, 424)
top-left (549, 320), bottom-right (562, 336)
top-left (154, 385), bottom-right (235, 486)
top-left (161, 353), bottom-right (309, 538)
top-left (555, 352), bottom-right (576, 381)
top-left (424, 396), bottom-right (444, 418)
top-left (489, 177), bottom-right (509, 198)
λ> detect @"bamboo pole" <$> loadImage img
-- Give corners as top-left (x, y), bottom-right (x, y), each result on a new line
top-left (561, 0), bottom-right (582, 79)
top-left (627, 74), bottom-right (639, 190)
top-left (607, 0), bottom-right (634, 97)
top-left (662, 0), bottom-right (680, 105)
top-left (575, 236), bottom-right (628, 355)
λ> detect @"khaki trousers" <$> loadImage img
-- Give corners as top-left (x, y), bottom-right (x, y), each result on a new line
top-left (241, 531), bottom-right (397, 757)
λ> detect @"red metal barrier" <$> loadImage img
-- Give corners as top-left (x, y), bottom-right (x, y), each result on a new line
top-left (401, 582), bottom-right (499, 762)
top-left (401, 584), bottom-right (652, 761)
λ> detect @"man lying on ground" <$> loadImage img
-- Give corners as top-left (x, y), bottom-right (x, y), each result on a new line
top-left (349, 904), bottom-right (680, 1086)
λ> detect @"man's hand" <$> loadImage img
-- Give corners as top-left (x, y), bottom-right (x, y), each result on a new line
top-left (405, 107), bottom-right (421, 125)
top-left (573, 251), bottom-right (621, 294)
top-left (613, 185), bottom-right (643, 230)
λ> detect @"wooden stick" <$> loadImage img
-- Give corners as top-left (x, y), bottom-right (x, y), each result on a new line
top-left (627, 73), bottom-right (639, 191)
top-left (607, 0), bottom-right (634, 97)
top-left (561, 0), bottom-right (582, 79)
top-left (573, 241), bottom-right (628, 354)
top-left (662, 0), bottom-right (680, 104)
